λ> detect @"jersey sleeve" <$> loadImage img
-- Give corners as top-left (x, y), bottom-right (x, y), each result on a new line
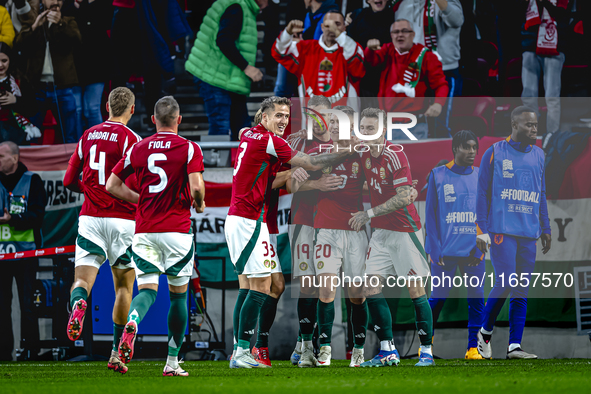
top-left (390, 151), bottom-right (413, 189)
top-left (187, 141), bottom-right (205, 174)
top-left (424, 170), bottom-right (441, 262)
top-left (268, 134), bottom-right (295, 163)
top-left (64, 140), bottom-right (84, 191)
top-left (476, 146), bottom-right (494, 235)
top-left (112, 145), bottom-right (135, 182)
top-left (272, 30), bottom-right (304, 76)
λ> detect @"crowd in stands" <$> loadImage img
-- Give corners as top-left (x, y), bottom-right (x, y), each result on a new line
top-left (0, 0), bottom-right (589, 145)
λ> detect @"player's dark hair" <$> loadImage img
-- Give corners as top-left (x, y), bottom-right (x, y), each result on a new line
top-left (360, 107), bottom-right (386, 122)
top-left (108, 87), bottom-right (135, 117)
top-left (260, 96), bottom-right (292, 115)
top-left (308, 95), bottom-right (331, 109)
top-left (154, 96), bottom-right (180, 127)
top-left (333, 105), bottom-right (355, 119)
top-left (0, 141), bottom-right (19, 156)
top-left (323, 10), bottom-right (344, 21)
top-left (511, 106), bottom-right (537, 122)
top-left (452, 130), bottom-right (479, 155)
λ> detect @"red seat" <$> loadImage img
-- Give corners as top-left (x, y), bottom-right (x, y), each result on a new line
top-left (449, 96), bottom-right (497, 137)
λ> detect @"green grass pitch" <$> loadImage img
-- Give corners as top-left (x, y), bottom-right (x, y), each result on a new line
top-left (1, 359), bottom-right (590, 394)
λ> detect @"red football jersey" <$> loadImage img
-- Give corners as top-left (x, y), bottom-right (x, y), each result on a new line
top-left (264, 162), bottom-right (282, 235)
top-left (112, 132), bottom-right (204, 234)
top-left (289, 136), bottom-right (332, 227)
top-left (361, 142), bottom-right (422, 232)
top-left (312, 147), bottom-right (365, 231)
top-left (228, 124), bottom-right (294, 221)
top-left (69, 121), bottom-right (141, 220)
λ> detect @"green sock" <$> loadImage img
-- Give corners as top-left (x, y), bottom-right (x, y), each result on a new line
top-left (255, 295), bottom-right (278, 348)
top-left (237, 290), bottom-right (267, 349)
top-left (233, 289), bottom-right (249, 344)
top-left (351, 300), bottom-right (368, 349)
top-left (128, 289), bottom-right (157, 325)
top-left (317, 300), bottom-right (334, 346)
top-left (412, 294), bottom-right (433, 346)
top-left (367, 295), bottom-right (393, 341)
top-left (112, 323), bottom-right (125, 351)
top-left (70, 287), bottom-right (88, 309)
top-left (168, 291), bottom-right (188, 357)
top-left (298, 297), bottom-right (318, 341)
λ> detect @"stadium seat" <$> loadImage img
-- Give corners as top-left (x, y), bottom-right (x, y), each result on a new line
top-left (449, 96), bottom-right (496, 137)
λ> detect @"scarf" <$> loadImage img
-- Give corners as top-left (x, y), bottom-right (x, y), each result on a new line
top-left (423, 0), bottom-right (437, 52)
top-left (392, 46), bottom-right (429, 98)
top-left (525, 0), bottom-right (568, 56)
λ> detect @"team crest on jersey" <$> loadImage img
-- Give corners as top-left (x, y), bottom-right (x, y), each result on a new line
top-left (271, 260), bottom-right (277, 269)
top-left (299, 262), bottom-right (308, 271)
top-left (379, 167), bottom-right (386, 179)
top-left (318, 58), bottom-right (334, 92)
top-left (494, 234), bottom-right (504, 245)
top-left (322, 166), bottom-right (332, 174)
top-left (264, 259), bottom-right (271, 268)
top-left (352, 162), bottom-right (359, 174)
top-left (317, 261), bottom-right (324, 270)
top-left (365, 158), bottom-right (371, 169)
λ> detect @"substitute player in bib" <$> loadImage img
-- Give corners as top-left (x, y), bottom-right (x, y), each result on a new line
top-left (476, 106), bottom-right (551, 360)
top-left (226, 96), bottom-right (359, 369)
top-left (425, 130), bottom-right (485, 360)
top-left (297, 105), bottom-right (368, 368)
top-left (107, 96), bottom-right (205, 376)
top-left (63, 87), bottom-right (140, 374)
top-left (349, 108), bottom-right (433, 367)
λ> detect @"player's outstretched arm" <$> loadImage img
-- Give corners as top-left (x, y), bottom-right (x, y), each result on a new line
top-left (297, 173), bottom-right (344, 192)
top-left (106, 173), bottom-right (139, 204)
top-left (63, 162), bottom-right (84, 193)
top-left (288, 147), bottom-right (353, 172)
top-left (189, 172), bottom-right (205, 213)
top-left (348, 185), bottom-right (413, 232)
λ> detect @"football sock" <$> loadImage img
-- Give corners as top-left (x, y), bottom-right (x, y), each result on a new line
top-left (298, 297), bottom-right (318, 341)
top-left (351, 300), bottom-right (368, 349)
top-left (128, 288), bottom-right (157, 325)
top-left (366, 295), bottom-right (393, 341)
top-left (508, 343), bottom-right (521, 352)
top-left (255, 295), bottom-right (279, 348)
top-left (112, 323), bottom-right (125, 351)
top-left (317, 300), bottom-right (335, 346)
top-left (167, 355), bottom-right (179, 369)
top-left (420, 345), bottom-right (433, 356)
top-left (237, 290), bottom-right (267, 350)
top-left (70, 287), bottom-right (88, 309)
top-left (233, 289), bottom-right (249, 344)
top-left (295, 340), bottom-right (302, 352)
top-left (167, 291), bottom-right (188, 357)
top-left (412, 294), bottom-right (433, 346)
top-left (380, 340), bottom-right (396, 351)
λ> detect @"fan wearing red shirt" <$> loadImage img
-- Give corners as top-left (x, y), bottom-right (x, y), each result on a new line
top-left (63, 87), bottom-right (140, 374)
top-left (227, 96), bottom-right (359, 369)
top-left (106, 96), bottom-right (205, 377)
top-left (349, 108), bottom-right (433, 367)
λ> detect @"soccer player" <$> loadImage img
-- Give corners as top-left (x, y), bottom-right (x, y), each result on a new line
top-left (424, 130), bottom-right (485, 360)
top-left (297, 105), bottom-right (368, 368)
top-left (226, 96), bottom-right (359, 369)
top-left (63, 87), bottom-right (141, 374)
top-left (476, 106), bottom-right (552, 360)
top-left (106, 96), bottom-right (205, 376)
top-left (349, 108), bottom-right (433, 367)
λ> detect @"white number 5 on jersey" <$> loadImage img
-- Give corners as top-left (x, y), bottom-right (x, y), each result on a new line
top-left (148, 153), bottom-right (168, 193)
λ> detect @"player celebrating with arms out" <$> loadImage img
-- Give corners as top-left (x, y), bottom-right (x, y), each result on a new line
top-left (349, 108), bottom-right (431, 367)
top-left (425, 130), bottom-right (485, 360)
top-left (476, 106), bottom-right (551, 360)
top-left (64, 87), bottom-right (141, 374)
top-left (107, 96), bottom-right (205, 377)
top-left (226, 96), bottom-right (360, 369)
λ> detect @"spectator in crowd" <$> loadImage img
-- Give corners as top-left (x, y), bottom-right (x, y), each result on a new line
top-left (396, 0), bottom-right (463, 137)
top-left (346, 0), bottom-right (395, 97)
top-left (0, 3), bottom-right (15, 46)
top-left (186, 0), bottom-right (267, 141)
top-left (4, 1), bottom-right (38, 34)
top-left (520, 0), bottom-right (569, 136)
top-left (272, 12), bottom-right (365, 105)
top-left (365, 19), bottom-right (448, 139)
top-left (274, 0), bottom-right (339, 98)
top-left (68, 0), bottom-right (111, 131)
top-left (15, 0), bottom-right (81, 143)
top-left (0, 141), bottom-right (46, 361)
top-left (0, 42), bottom-right (39, 144)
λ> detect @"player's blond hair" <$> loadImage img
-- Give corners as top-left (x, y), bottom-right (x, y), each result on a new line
top-left (108, 87), bottom-right (135, 117)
